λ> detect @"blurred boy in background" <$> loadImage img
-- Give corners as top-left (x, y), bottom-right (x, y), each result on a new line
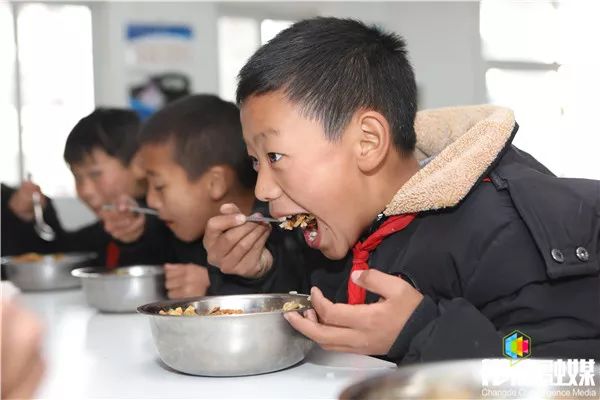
top-left (136, 94), bottom-right (310, 298)
top-left (2, 108), bottom-right (169, 267)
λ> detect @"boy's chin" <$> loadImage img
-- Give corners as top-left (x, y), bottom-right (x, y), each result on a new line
top-left (319, 242), bottom-right (350, 261)
top-left (171, 226), bottom-right (202, 243)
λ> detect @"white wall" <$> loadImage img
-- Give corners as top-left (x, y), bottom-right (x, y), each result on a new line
top-left (216, 1), bottom-right (485, 108)
top-left (92, 1), bottom-right (220, 107)
top-left (54, 196), bottom-right (97, 230)
top-left (92, 1), bottom-right (485, 108)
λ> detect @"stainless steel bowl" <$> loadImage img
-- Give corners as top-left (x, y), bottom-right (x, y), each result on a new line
top-left (72, 265), bottom-right (166, 313)
top-left (2, 252), bottom-right (96, 291)
top-left (339, 359), bottom-right (600, 399)
top-left (137, 293), bottom-right (315, 376)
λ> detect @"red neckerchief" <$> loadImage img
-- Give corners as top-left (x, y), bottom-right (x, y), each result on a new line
top-left (347, 213), bottom-right (417, 304)
top-left (106, 241), bottom-right (120, 269)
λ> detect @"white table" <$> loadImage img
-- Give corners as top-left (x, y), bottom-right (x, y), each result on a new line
top-left (21, 289), bottom-right (396, 399)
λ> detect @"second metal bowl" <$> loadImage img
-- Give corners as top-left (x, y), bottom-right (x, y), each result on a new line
top-left (72, 265), bottom-right (166, 312)
top-left (2, 252), bottom-right (96, 291)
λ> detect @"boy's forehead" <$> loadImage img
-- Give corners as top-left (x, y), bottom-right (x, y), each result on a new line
top-left (69, 148), bottom-right (105, 170)
top-left (139, 141), bottom-right (177, 172)
top-left (242, 91), bottom-right (288, 116)
top-left (241, 92), bottom-right (303, 142)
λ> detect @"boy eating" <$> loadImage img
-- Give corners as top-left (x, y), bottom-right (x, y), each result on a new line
top-left (137, 94), bottom-right (308, 297)
top-left (2, 108), bottom-right (167, 267)
top-left (205, 18), bottom-right (600, 362)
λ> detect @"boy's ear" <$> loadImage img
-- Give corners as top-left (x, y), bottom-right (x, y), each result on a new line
top-left (206, 166), bottom-right (229, 201)
top-left (355, 111), bottom-right (392, 173)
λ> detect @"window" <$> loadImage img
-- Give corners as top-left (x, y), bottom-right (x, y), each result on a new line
top-left (0, 2), bottom-right (19, 185)
top-left (217, 17), bottom-right (260, 103)
top-left (481, 1), bottom-right (600, 179)
top-left (218, 17), bottom-right (293, 102)
top-left (260, 19), bottom-right (293, 45)
top-left (5, 3), bottom-right (95, 196)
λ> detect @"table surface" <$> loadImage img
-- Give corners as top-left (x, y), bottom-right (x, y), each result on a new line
top-left (20, 289), bottom-right (396, 399)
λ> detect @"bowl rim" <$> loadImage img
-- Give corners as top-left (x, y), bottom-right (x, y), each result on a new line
top-left (136, 293), bottom-right (312, 318)
top-left (2, 252), bottom-right (97, 266)
top-left (71, 265), bottom-right (165, 279)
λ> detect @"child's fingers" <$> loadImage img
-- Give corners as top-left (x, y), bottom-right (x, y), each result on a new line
top-left (167, 288), bottom-right (185, 299)
top-left (204, 214), bottom-right (247, 243)
top-left (222, 224), bottom-right (270, 265)
top-left (219, 203), bottom-right (241, 215)
top-left (165, 275), bottom-right (184, 290)
top-left (205, 223), bottom-right (263, 268)
top-left (283, 311), bottom-right (359, 350)
top-left (309, 287), bottom-right (369, 328)
top-left (1, 302), bottom-right (44, 394)
top-left (6, 352), bottom-right (45, 400)
top-left (221, 222), bottom-right (266, 251)
top-left (164, 264), bottom-right (186, 279)
top-left (232, 228), bottom-right (272, 277)
top-left (302, 308), bottom-right (318, 322)
top-left (350, 269), bottom-right (411, 299)
top-left (119, 215), bottom-right (145, 236)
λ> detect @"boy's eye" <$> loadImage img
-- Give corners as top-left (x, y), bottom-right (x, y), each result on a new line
top-left (89, 170), bottom-right (102, 179)
top-left (249, 156), bottom-right (259, 172)
top-left (154, 185), bottom-right (165, 192)
top-left (267, 153), bottom-right (283, 163)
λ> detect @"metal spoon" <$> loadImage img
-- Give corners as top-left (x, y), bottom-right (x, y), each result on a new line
top-left (101, 204), bottom-right (160, 216)
top-left (32, 191), bottom-right (56, 241)
top-left (244, 215), bottom-right (280, 223)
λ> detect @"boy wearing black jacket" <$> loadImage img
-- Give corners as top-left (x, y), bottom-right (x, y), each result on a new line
top-left (2, 108), bottom-right (169, 267)
top-left (205, 18), bottom-right (600, 363)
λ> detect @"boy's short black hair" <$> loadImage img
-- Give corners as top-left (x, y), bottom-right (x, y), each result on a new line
top-left (138, 94), bottom-right (256, 189)
top-left (237, 17), bottom-right (417, 153)
top-left (64, 108), bottom-right (140, 166)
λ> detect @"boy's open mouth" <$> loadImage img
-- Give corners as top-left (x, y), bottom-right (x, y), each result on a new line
top-left (278, 214), bottom-right (320, 248)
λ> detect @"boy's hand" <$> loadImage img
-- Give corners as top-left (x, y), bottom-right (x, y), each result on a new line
top-left (203, 203), bottom-right (273, 279)
top-left (284, 269), bottom-right (423, 355)
top-left (0, 300), bottom-right (46, 400)
top-left (100, 195), bottom-right (145, 243)
top-left (164, 263), bottom-right (211, 299)
top-left (8, 180), bottom-right (46, 222)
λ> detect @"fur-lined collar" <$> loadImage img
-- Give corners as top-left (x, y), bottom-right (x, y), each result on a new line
top-left (384, 105), bottom-right (516, 215)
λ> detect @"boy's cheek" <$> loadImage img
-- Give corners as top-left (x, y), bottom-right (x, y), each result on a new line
top-left (170, 221), bottom-right (202, 243)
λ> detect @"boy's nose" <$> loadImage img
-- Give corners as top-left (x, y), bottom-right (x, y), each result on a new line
top-left (146, 187), bottom-right (161, 210)
top-left (78, 179), bottom-right (96, 203)
top-left (255, 168), bottom-right (282, 202)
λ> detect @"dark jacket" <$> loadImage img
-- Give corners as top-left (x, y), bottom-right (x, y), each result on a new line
top-left (1, 184), bottom-right (171, 267)
top-left (256, 105), bottom-right (600, 364)
top-left (360, 145), bottom-right (599, 363)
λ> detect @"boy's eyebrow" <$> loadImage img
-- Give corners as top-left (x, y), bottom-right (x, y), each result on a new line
top-left (145, 169), bottom-right (157, 176)
top-left (255, 128), bottom-right (279, 143)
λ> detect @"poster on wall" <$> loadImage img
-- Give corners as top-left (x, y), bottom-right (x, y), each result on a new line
top-left (125, 24), bottom-right (194, 119)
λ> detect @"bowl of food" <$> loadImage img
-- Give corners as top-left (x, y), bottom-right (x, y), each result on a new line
top-left (137, 293), bottom-right (314, 376)
top-left (71, 265), bottom-right (166, 313)
top-left (1, 252), bottom-right (96, 291)
top-left (339, 358), bottom-right (600, 399)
